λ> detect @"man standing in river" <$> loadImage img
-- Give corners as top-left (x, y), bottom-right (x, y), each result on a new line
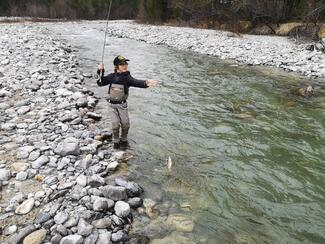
top-left (97, 55), bottom-right (158, 149)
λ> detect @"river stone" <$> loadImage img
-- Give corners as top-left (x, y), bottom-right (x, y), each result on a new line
top-left (59, 235), bottom-right (83, 244)
top-left (15, 198), bottom-right (35, 214)
top-left (114, 201), bottom-right (130, 218)
top-left (35, 211), bottom-right (52, 224)
top-left (51, 234), bottom-right (63, 244)
top-left (0, 168), bottom-right (11, 181)
top-left (76, 174), bottom-right (87, 186)
top-left (111, 230), bottom-right (128, 242)
top-left (64, 217), bottom-right (79, 228)
top-left (17, 106), bottom-right (30, 115)
top-left (23, 229), bottom-right (47, 244)
top-left (55, 137), bottom-right (80, 156)
top-left (151, 232), bottom-right (196, 244)
top-left (77, 218), bottom-right (93, 236)
top-left (57, 224), bottom-right (68, 236)
top-left (16, 171), bottom-right (28, 181)
top-left (88, 174), bottom-right (105, 187)
top-left (101, 185), bottom-right (127, 201)
top-left (91, 218), bottom-right (112, 229)
top-left (32, 155), bottom-right (49, 169)
top-left (128, 197), bottom-right (143, 208)
top-left (3, 225), bottom-right (18, 235)
top-left (54, 212), bottom-right (69, 224)
top-left (166, 214), bottom-right (194, 232)
top-left (93, 198), bottom-right (114, 211)
top-left (29, 150), bottom-right (41, 161)
top-left (106, 161), bottom-right (118, 171)
top-left (97, 231), bottom-right (112, 244)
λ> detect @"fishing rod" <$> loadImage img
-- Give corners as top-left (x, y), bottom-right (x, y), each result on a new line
top-left (100, 0), bottom-right (113, 78)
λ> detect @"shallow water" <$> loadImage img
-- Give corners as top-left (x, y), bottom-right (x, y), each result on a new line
top-left (49, 21), bottom-right (325, 243)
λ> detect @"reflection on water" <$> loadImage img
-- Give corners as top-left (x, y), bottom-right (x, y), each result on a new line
top-left (51, 22), bottom-right (325, 243)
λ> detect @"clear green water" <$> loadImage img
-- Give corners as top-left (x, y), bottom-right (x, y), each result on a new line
top-left (52, 22), bottom-right (325, 243)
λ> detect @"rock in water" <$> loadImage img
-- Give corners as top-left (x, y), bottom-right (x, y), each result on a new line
top-left (15, 198), bottom-right (35, 215)
top-left (101, 185), bottom-right (127, 201)
top-left (114, 201), bottom-right (130, 218)
top-left (59, 235), bottom-right (83, 244)
top-left (166, 214), bottom-right (195, 232)
top-left (23, 229), bottom-right (47, 244)
top-left (55, 137), bottom-right (80, 156)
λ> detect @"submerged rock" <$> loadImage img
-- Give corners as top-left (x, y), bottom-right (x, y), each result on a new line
top-left (166, 214), bottom-right (194, 232)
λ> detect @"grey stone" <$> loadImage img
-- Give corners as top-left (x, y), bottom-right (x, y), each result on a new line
top-left (114, 201), bottom-right (130, 218)
top-left (35, 212), bottom-right (52, 224)
top-left (57, 157), bottom-right (70, 170)
top-left (51, 234), bottom-right (63, 244)
top-left (88, 174), bottom-right (105, 187)
top-left (57, 224), bottom-right (68, 236)
top-left (101, 186), bottom-right (127, 201)
top-left (0, 169), bottom-right (11, 181)
top-left (17, 106), bottom-right (30, 115)
top-left (59, 234), bottom-right (83, 244)
top-left (64, 217), bottom-right (79, 228)
top-left (16, 171), bottom-right (28, 181)
top-left (128, 197), bottom-right (143, 208)
top-left (97, 231), bottom-right (112, 244)
top-left (77, 218), bottom-right (93, 237)
top-left (76, 174), bottom-right (87, 187)
top-left (28, 150), bottom-right (40, 161)
top-left (54, 212), bottom-right (69, 225)
top-left (55, 137), bottom-right (80, 156)
top-left (111, 230), bottom-right (128, 242)
top-left (32, 155), bottom-right (49, 169)
top-left (93, 198), bottom-right (114, 212)
top-left (85, 231), bottom-right (98, 244)
top-left (3, 225), bottom-right (18, 235)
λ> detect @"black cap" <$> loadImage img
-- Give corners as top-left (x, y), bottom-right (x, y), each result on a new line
top-left (113, 55), bottom-right (130, 66)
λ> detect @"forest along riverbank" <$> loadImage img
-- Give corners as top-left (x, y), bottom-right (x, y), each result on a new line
top-left (0, 23), bottom-right (150, 243)
top-left (103, 20), bottom-right (325, 78)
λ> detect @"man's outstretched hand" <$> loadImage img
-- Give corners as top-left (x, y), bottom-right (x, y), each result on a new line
top-left (98, 63), bottom-right (105, 71)
top-left (146, 79), bottom-right (159, 87)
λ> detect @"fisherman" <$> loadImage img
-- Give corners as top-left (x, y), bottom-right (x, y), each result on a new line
top-left (96, 55), bottom-right (158, 149)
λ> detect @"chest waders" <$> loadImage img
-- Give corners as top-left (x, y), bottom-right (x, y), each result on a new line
top-left (108, 82), bottom-right (130, 144)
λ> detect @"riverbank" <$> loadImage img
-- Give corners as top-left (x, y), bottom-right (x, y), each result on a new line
top-left (102, 20), bottom-right (325, 78)
top-left (0, 23), bottom-right (146, 243)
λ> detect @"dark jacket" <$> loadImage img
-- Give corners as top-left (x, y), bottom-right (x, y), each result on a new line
top-left (96, 70), bottom-right (148, 95)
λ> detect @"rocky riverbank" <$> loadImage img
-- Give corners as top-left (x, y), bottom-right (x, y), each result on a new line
top-left (0, 23), bottom-right (146, 243)
top-left (102, 20), bottom-right (325, 78)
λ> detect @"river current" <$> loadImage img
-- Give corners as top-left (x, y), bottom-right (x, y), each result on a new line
top-left (48, 21), bottom-right (325, 243)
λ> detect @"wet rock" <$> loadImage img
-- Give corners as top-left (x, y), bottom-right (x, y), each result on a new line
top-left (166, 214), bottom-right (194, 232)
top-left (111, 230), bottom-right (128, 242)
top-left (93, 198), bottom-right (114, 211)
top-left (54, 212), bottom-right (69, 225)
top-left (32, 155), bottom-right (49, 168)
top-left (151, 231), bottom-right (195, 244)
top-left (59, 234), bottom-right (83, 244)
top-left (23, 229), bottom-right (47, 244)
top-left (101, 185), bottom-right (127, 201)
top-left (114, 201), bottom-right (130, 218)
top-left (16, 171), bottom-right (28, 181)
top-left (128, 197), bottom-right (143, 208)
top-left (55, 137), bottom-right (80, 156)
top-left (7, 225), bottom-right (36, 244)
top-left (15, 198), bottom-right (35, 215)
top-left (0, 168), bottom-right (11, 181)
top-left (97, 231), bottom-right (112, 244)
top-left (77, 218), bottom-right (93, 236)
top-left (91, 218), bottom-right (112, 229)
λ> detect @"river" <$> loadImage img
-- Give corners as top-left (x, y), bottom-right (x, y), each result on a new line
top-left (48, 21), bottom-right (325, 243)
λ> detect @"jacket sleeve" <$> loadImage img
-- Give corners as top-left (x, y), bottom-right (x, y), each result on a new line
top-left (127, 74), bottom-right (148, 88)
top-left (96, 70), bottom-right (112, 86)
